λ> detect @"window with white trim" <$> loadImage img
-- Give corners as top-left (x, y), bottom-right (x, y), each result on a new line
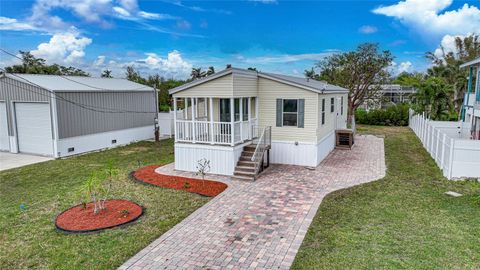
top-left (282, 99), bottom-right (298, 126)
top-left (341, 96), bottom-right (344, 115)
top-left (321, 98), bottom-right (325, 125)
top-left (330, 97), bottom-right (335, 113)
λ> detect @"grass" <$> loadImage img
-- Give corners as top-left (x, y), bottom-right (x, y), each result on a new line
top-left (292, 125), bottom-right (480, 269)
top-left (0, 139), bottom-right (209, 270)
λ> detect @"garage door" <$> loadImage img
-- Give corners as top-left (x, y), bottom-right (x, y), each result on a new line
top-left (0, 102), bottom-right (9, 151)
top-left (15, 103), bottom-right (53, 156)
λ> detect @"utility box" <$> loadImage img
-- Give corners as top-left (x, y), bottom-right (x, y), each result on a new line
top-left (335, 129), bottom-right (354, 149)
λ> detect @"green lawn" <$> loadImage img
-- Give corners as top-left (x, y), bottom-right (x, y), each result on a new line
top-left (292, 126), bottom-right (480, 269)
top-left (0, 139), bottom-right (209, 270)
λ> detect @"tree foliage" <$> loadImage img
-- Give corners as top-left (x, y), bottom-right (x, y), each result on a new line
top-left (190, 66), bottom-right (215, 80)
top-left (4, 51), bottom-right (89, 76)
top-left (311, 43), bottom-right (394, 123)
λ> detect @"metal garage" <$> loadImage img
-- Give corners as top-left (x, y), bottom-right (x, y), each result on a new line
top-left (0, 73), bottom-right (157, 157)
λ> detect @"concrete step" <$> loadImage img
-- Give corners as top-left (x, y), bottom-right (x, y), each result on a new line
top-left (235, 165), bottom-right (255, 172)
top-left (237, 160), bottom-right (256, 166)
top-left (234, 170), bottom-right (256, 177)
top-left (231, 175), bottom-right (255, 181)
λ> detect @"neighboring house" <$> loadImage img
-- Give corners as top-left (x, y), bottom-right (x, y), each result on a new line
top-left (461, 57), bottom-right (480, 140)
top-left (361, 84), bottom-right (416, 110)
top-left (0, 73), bottom-right (157, 157)
top-left (169, 67), bottom-right (348, 179)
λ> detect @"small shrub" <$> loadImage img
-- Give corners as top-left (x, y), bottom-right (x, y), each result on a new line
top-left (120, 209), bottom-right (130, 217)
top-left (355, 104), bottom-right (410, 126)
top-left (183, 181), bottom-right (190, 189)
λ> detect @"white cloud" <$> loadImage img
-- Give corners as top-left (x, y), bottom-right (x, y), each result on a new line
top-left (176, 20), bottom-right (191, 30)
top-left (373, 0), bottom-right (480, 37)
top-left (137, 11), bottom-right (177, 20)
top-left (0, 16), bottom-right (38, 31)
top-left (94, 55), bottom-right (106, 66)
top-left (129, 50), bottom-right (193, 79)
top-left (31, 31), bottom-right (92, 64)
top-left (359, 25), bottom-right (378, 34)
top-left (391, 61), bottom-right (413, 74)
top-left (113, 6), bottom-right (131, 17)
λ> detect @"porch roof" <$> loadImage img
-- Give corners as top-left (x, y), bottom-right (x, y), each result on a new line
top-left (169, 67), bottom-right (348, 95)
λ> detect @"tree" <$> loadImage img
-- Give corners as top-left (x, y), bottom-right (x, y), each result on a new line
top-left (101, 69), bottom-right (113, 78)
top-left (190, 67), bottom-right (203, 80)
top-left (125, 66), bottom-right (147, 84)
top-left (411, 77), bottom-right (454, 120)
top-left (247, 67), bottom-right (257, 71)
top-left (304, 68), bottom-right (316, 79)
top-left (4, 51), bottom-right (89, 76)
top-left (313, 43), bottom-right (394, 124)
top-left (206, 66), bottom-right (215, 76)
top-left (425, 34), bottom-right (480, 111)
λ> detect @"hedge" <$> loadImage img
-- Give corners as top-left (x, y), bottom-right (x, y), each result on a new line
top-left (355, 104), bottom-right (410, 126)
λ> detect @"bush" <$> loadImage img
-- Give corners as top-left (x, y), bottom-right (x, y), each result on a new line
top-left (355, 104), bottom-right (410, 126)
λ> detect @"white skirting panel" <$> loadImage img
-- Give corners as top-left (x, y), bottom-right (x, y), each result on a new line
top-left (270, 131), bottom-right (335, 167)
top-left (316, 130), bottom-right (335, 164)
top-left (56, 126), bottom-right (154, 158)
top-left (174, 142), bottom-right (247, 176)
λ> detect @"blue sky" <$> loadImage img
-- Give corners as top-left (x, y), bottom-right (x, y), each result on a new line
top-left (0, 0), bottom-right (479, 79)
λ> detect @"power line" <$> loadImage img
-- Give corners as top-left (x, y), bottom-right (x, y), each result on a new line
top-left (1, 69), bottom-right (158, 114)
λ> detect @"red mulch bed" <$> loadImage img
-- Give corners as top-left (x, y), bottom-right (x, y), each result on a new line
top-left (132, 165), bottom-right (228, 197)
top-left (55, 200), bottom-right (143, 233)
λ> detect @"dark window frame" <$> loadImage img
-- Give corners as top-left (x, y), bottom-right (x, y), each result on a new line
top-left (321, 98), bottom-right (326, 125)
top-left (282, 99), bottom-right (298, 127)
top-left (330, 97), bottom-right (335, 113)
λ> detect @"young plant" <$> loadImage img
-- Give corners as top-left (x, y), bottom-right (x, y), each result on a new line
top-left (195, 158), bottom-right (211, 187)
top-left (100, 160), bottom-right (119, 210)
top-left (120, 209), bottom-right (130, 218)
top-left (183, 181), bottom-right (190, 190)
top-left (80, 173), bottom-right (102, 214)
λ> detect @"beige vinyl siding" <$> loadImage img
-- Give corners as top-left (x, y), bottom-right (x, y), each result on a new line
top-left (233, 74), bottom-right (258, 97)
top-left (174, 74), bottom-right (233, 98)
top-left (317, 93), bottom-right (349, 142)
top-left (258, 77), bottom-right (318, 142)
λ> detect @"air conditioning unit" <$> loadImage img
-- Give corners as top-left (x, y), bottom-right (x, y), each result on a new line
top-left (335, 129), bottom-right (354, 149)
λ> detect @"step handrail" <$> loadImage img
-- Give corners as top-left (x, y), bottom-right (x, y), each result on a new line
top-left (250, 126), bottom-right (271, 176)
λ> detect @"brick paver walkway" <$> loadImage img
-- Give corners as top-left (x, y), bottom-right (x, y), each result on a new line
top-left (119, 135), bottom-right (386, 270)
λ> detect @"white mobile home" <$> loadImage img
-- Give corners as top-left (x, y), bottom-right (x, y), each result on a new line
top-left (169, 67), bottom-right (349, 179)
top-left (0, 74), bottom-right (157, 158)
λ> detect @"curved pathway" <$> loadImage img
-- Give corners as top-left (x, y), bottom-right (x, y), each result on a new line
top-left (119, 135), bottom-right (385, 270)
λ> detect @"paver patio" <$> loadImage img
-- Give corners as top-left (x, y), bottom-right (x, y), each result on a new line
top-left (119, 134), bottom-right (386, 270)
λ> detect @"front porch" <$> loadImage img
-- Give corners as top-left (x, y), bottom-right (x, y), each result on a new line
top-left (172, 96), bottom-right (259, 146)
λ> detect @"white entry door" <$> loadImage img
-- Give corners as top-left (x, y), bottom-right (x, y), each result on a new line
top-left (15, 103), bottom-right (53, 156)
top-left (335, 97), bottom-right (346, 129)
top-left (0, 102), bottom-right (10, 151)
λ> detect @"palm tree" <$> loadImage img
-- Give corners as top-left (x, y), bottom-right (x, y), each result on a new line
top-left (304, 68), bottom-right (316, 79)
top-left (426, 34), bottom-right (480, 111)
top-left (206, 66), bottom-right (215, 76)
top-left (412, 77), bottom-right (454, 120)
top-left (101, 69), bottom-right (112, 78)
top-left (190, 68), bottom-right (203, 80)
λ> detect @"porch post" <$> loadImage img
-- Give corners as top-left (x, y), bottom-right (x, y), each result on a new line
top-left (248, 97), bottom-right (252, 140)
top-left (255, 97), bottom-right (259, 125)
top-left (230, 97), bottom-right (234, 146)
top-left (191, 97), bottom-right (196, 143)
top-left (173, 97), bottom-right (177, 142)
top-left (240, 97), bottom-right (243, 142)
top-left (204, 98), bottom-right (208, 118)
top-left (209, 97), bottom-right (214, 144)
top-left (184, 98), bottom-right (188, 120)
top-left (195, 98), bottom-right (199, 119)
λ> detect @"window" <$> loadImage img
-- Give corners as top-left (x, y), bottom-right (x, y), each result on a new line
top-left (321, 98), bottom-right (325, 125)
top-left (341, 96), bottom-right (344, 115)
top-left (234, 99), bottom-right (240, 121)
top-left (219, 99), bottom-right (230, 122)
top-left (330, 97), bottom-right (335, 113)
top-left (283, 99), bottom-right (298, 126)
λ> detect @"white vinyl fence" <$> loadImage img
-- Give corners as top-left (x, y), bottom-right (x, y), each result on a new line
top-left (158, 110), bottom-right (183, 137)
top-left (409, 110), bottom-right (480, 179)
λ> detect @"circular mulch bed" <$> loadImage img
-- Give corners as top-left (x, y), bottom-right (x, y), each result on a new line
top-left (55, 200), bottom-right (143, 233)
top-left (132, 165), bottom-right (228, 197)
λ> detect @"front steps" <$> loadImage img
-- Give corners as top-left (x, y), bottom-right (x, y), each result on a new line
top-left (232, 144), bottom-right (259, 181)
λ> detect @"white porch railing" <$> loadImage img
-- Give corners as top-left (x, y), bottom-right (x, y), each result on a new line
top-left (175, 118), bottom-right (258, 145)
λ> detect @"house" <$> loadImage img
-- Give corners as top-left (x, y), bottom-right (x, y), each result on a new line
top-left (460, 57), bottom-right (480, 140)
top-left (361, 84), bottom-right (416, 110)
top-left (0, 73), bottom-right (157, 157)
top-left (169, 67), bottom-right (349, 179)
